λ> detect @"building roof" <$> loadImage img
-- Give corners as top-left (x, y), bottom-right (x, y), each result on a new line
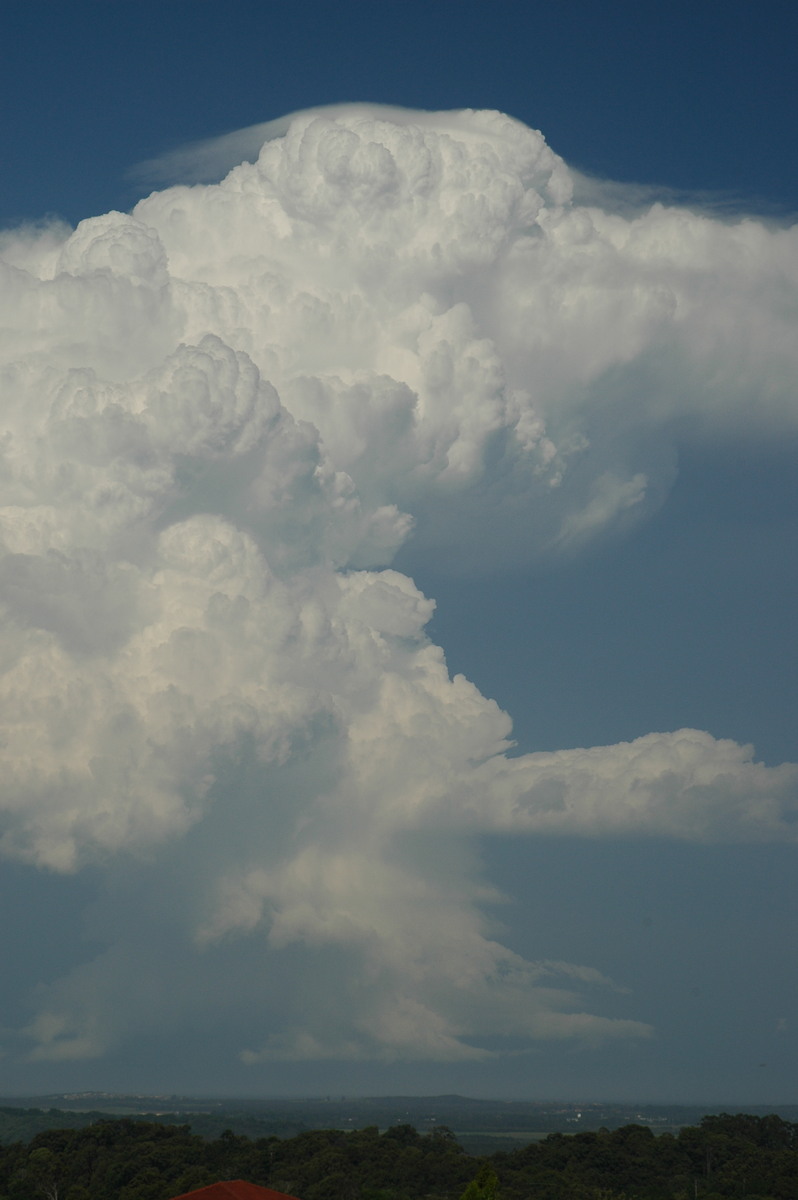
top-left (169, 1183), bottom-right (301, 1200)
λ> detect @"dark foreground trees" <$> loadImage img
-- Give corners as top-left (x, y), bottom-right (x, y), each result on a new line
top-left (0, 1111), bottom-right (795, 1200)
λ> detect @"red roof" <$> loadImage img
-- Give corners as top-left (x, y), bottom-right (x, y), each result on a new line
top-left (169, 1183), bottom-right (301, 1200)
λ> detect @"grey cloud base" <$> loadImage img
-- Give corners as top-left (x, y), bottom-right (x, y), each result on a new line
top-left (1, 107), bottom-right (796, 1070)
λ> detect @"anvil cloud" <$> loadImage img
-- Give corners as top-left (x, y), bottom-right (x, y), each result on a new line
top-left (1, 107), bottom-right (796, 1068)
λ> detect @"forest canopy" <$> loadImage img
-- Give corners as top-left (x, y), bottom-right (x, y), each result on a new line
top-left (0, 1111), bottom-right (796, 1200)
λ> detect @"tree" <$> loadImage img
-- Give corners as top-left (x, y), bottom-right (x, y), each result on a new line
top-left (26, 1147), bottom-right (62, 1200)
top-left (460, 1163), bottom-right (500, 1200)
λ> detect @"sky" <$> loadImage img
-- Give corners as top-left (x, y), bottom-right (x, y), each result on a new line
top-left (0, 0), bottom-right (796, 1105)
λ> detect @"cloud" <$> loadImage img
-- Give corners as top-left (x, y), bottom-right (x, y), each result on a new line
top-left (441, 730), bottom-right (798, 842)
top-left (1, 106), bottom-right (796, 1067)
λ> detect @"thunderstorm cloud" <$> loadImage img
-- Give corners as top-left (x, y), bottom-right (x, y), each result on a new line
top-left (1, 107), bottom-right (797, 1067)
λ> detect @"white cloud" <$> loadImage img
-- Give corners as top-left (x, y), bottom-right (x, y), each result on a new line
top-left (1, 105), bottom-right (796, 1067)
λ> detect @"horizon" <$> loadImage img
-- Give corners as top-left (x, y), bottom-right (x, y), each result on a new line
top-left (2, 1090), bottom-right (796, 1112)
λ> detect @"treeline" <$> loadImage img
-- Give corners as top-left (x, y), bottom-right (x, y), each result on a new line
top-left (0, 1108), bottom-right (306, 1149)
top-left (0, 1111), bottom-right (796, 1200)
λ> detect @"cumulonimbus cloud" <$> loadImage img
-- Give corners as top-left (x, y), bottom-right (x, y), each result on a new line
top-left (2, 106), bottom-right (797, 1066)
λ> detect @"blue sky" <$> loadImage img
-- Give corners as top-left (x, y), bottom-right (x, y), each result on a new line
top-left (0, 0), bottom-right (796, 1104)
